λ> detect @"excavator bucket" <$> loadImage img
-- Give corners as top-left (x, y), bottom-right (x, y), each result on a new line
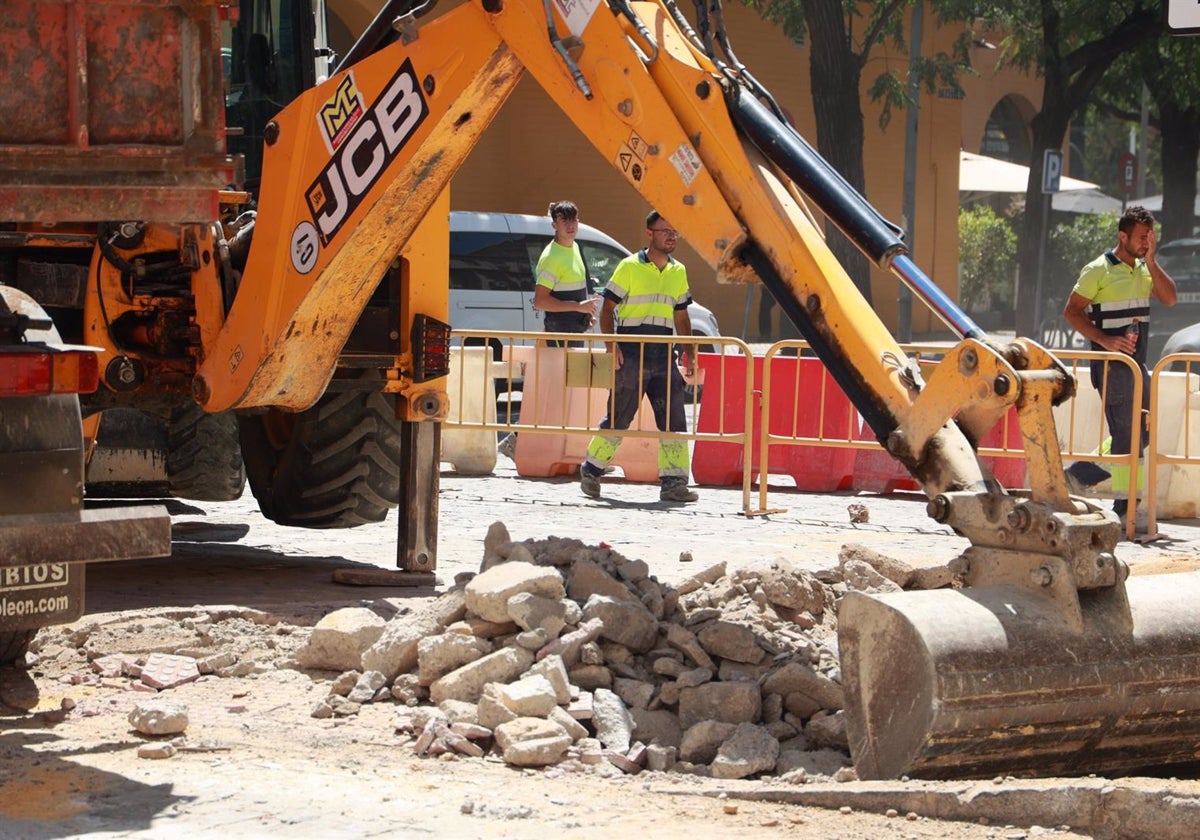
top-left (839, 570), bottom-right (1200, 779)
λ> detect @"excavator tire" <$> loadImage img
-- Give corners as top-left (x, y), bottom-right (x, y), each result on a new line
top-left (238, 373), bottom-right (402, 528)
top-left (0, 630), bottom-right (37, 667)
top-left (167, 403), bottom-right (246, 502)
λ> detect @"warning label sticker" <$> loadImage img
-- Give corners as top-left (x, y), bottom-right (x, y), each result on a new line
top-left (669, 143), bottom-right (702, 188)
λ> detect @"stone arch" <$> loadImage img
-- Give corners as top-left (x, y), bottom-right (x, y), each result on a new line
top-left (980, 94), bottom-right (1036, 163)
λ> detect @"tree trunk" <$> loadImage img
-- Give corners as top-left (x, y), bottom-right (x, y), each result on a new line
top-left (1157, 102), bottom-right (1200, 244)
top-left (1015, 100), bottom-right (1074, 339)
top-left (802, 0), bottom-right (873, 305)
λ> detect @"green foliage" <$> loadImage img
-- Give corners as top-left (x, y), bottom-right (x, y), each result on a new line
top-left (958, 206), bottom-right (1017, 312)
top-left (1046, 212), bottom-right (1119, 300)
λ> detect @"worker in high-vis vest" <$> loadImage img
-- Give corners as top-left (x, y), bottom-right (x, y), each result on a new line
top-left (498, 200), bottom-right (599, 461)
top-left (1062, 205), bottom-right (1176, 526)
top-left (581, 210), bottom-right (698, 503)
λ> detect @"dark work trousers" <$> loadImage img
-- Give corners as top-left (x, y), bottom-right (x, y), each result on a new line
top-left (583, 346), bottom-right (689, 479)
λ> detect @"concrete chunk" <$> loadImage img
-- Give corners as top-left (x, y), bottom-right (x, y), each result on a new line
top-left (465, 561), bottom-right (565, 623)
top-left (417, 633), bottom-right (493, 686)
top-left (678, 682), bottom-right (761, 730)
top-left (711, 723), bottom-right (780, 779)
top-left (296, 608), bottom-right (386, 672)
top-left (581, 595), bottom-right (658, 652)
top-left (429, 647), bottom-right (536, 704)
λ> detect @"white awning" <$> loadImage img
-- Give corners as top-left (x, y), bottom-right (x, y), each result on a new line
top-left (1133, 194), bottom-right (1200, 216)
top-left (959, 151), bottom-right (1099, 194)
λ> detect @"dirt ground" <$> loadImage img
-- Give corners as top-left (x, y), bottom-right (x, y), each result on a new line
top-left (4, 471), bottom-right (1200, 839)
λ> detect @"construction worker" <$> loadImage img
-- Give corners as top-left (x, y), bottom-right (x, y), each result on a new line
top-left (1062, 205), bottom-right (1176, 525)
top-left (580, 210), bottom-right (698, 503)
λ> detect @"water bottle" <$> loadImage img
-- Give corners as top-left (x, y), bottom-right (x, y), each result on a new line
top-left (1124, 318), bottom-right (1139, 354)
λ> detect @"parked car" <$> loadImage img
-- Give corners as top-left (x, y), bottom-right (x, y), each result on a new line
top-left (1150, 238), bottom-right (1200, 363)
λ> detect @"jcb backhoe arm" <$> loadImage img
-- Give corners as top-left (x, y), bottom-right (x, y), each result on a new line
top-left (199, 0), bottom-right (1200, 779)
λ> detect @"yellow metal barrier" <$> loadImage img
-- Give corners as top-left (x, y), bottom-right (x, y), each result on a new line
top-left (446, 331), bottom-right (1176, 543)
top-left (444, 329), bottom-right (757, 510)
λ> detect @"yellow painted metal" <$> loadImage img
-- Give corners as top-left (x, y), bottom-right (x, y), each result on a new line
top-left (195, 5), bottom-right (521, 411)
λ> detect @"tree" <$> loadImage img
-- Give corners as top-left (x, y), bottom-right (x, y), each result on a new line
top-left (951, 2), bottom-right (1160, 336)
top-left (958, 206), bottom-right (1016, 313)
top-left (1139, 37), bottom-right (1200, 242)
top-left (1090, 35), bottom-right (1200, 243)
top-left (738, 0), bottom-right (972, 305)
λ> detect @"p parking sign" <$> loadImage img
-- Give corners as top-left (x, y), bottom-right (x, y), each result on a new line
top-left (1042, 150), bottom-right (1062, 194)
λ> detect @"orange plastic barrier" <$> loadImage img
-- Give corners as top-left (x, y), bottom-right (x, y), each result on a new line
top-left (510, 346), bottom-right (660, 482)
top-left (693, 353), bottom-right (857, 489)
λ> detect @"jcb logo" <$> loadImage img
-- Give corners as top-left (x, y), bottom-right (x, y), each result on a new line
top-left (319, 75), bottom-right (365, 152)
top-left (305, 59), bottom-right (428, 247)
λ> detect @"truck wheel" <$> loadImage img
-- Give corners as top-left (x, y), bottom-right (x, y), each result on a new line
top-left (238, 374), bottom-right (403, 528)
top-left (167, 404), bottom-right (246, 501)
top-left (0, 630), bottom-right (37, 666)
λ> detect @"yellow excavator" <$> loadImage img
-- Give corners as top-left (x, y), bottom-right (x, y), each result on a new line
top-left (4, 0), bottom-right (1200, 779)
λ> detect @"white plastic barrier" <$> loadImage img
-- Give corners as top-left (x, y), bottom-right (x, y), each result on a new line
top-left (442, 346), bottom-right (498, 475)
top-left (1054, 370), bottom-right (1199, 519)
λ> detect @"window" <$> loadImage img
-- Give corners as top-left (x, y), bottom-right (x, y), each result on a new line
top-left (449, 232), bottom-right (534, 292)
top-left (578, 242), bottom-right (627, 292)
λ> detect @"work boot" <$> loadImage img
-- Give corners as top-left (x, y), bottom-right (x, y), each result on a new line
top-left (497, 433), bottom-right (517, 460)
top-left (580, 467), bottom-right (602, 499)
top-left (660, 478), bottom-right (698, 503)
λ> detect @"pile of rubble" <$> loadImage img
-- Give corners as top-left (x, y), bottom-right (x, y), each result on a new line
top-left (294, 523), bottom-right (955, 781)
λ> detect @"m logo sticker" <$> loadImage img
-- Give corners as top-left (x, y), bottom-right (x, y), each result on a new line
top-left (305, 59), bottom-right (429, 246)
top-left (318, 75), bottom-right (366, 153)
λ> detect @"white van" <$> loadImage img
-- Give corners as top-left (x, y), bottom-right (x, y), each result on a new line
top-left (449, 211), bottom-right (720, 340)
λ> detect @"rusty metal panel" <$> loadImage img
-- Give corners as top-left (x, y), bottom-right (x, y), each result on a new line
top-left (0, 1), bottom-right (72, 145)
top-left (0, 0), bottom-right (235, 222)
top-left (0, 506), bottom-right (171, 567)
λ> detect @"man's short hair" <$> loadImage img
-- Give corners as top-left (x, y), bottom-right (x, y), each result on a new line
top-left (646, 209), bottom-right (663, 228)
top-left (548, 201), bottom-right (578, 222)
top-left (1119, 205), bottom-right (1156, 235)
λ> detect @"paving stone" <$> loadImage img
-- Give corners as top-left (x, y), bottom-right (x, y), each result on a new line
top-left (630, 707), bottom-right (683, 748)
top-left (139, 653), bottom-right (200, 690)
top-left (696, 621), bottom-right (764, 664)
top-left (567, 558), bottom-right (638, 603)
top-left (496, 674), bottom-right (558, 718)
top-left (761, 662), bottom-right (844, 711)
top-left (526, 654), bottom-right (571, 704)
top-left (592, 688), bottom-right (634, 752)
top-left (417, 633), bottom-right (493, 686)
top-left (679, 720), bottom-right (737, 764)
top-left (506, 592), bottom-right (567, 637)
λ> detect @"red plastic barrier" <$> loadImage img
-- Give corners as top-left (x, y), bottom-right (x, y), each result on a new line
top-left (850, 382), bottom-right (1027, 492)
top-left (692, 353), bottom-right (857, 489)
